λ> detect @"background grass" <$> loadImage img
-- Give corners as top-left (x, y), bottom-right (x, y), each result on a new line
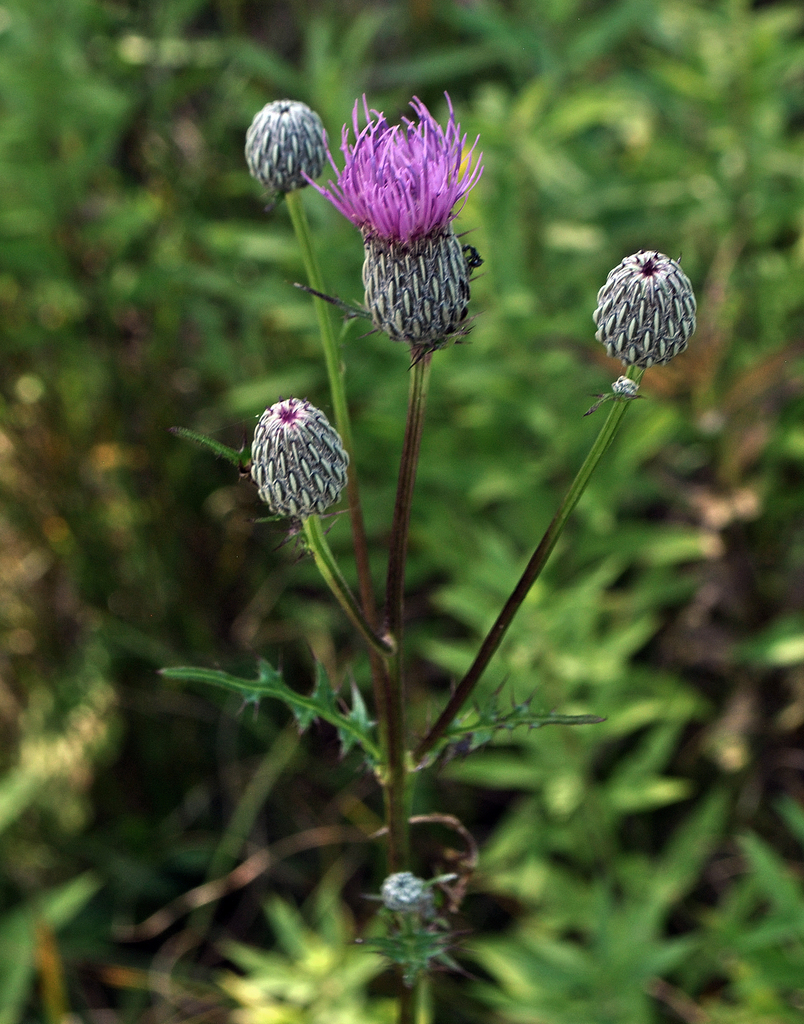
top-left (2, 0), bottom-right (804, 1021)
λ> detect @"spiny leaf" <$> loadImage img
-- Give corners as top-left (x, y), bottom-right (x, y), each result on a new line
top-left (169, 426), bottom-right (247, 467)
top-left (363, 927), bottom-right (459, 987)
top-left (306, 664), bottom-right (377, 759)
top-left (161, 661), bottom-right (381, 765)
top-left (298, 661), bottom-right (337, 733)
top-left (343, 681), bottom-right (374, 756)
top-left (436, 692), bottom-right (605, 760)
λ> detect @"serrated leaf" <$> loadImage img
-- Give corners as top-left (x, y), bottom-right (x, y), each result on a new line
top-left (162, 661), bottom-right (381, 765)
top-left (340, 680), bottom-right (374, 757)
top-left (300, 661), bottom-right (337, 733)
top-left (437, 692), bottom-right (605, 760)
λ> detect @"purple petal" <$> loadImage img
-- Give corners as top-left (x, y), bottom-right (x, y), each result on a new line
top-left (309, 93), bottom-right (483, 245)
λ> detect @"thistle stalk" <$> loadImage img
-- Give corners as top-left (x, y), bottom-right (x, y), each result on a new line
top-left (284, 189), bottom-right (388, 717)
top-left (379, 353), bottom-right (433, 879)
top-left (414, 366), bottom-right (645, 764)
top-left (303, 515), bottom-right (394, 658)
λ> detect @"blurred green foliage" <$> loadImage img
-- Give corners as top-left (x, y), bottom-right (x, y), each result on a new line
top-left (1, 0), bottom-right (804, 1020)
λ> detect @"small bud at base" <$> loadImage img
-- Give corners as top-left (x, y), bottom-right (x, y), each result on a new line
top-left (380, 871), bottom-right (434, 914)
top-left (612, 375), bottom-right (639, 397)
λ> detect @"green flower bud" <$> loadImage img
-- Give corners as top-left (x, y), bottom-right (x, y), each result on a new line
top-left (245, 100), bottom-right (326, 196)
top-left (250, 398), bottom-right (348, 520)
top-left (593, 250), bottom-right (696, 368)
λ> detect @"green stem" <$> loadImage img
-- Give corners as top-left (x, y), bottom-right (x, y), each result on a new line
top-left (414, 367), bottom-right (645, 764)
top-left (285, 191), bottom-right (385, 705)
top-left (414, 974), bottom-right (430, 1024)
top-left (381, 353), bottom-right (432, 874)
top-left (303, 515), bottom-right (394, 657)
top-left (398, 984), bottom-right (415, 1024)
top-left (284, 191), bottom-right (352, 450)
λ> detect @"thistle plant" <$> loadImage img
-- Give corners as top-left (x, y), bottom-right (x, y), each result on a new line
top-left (165, 93), bottom-right (696, 1023)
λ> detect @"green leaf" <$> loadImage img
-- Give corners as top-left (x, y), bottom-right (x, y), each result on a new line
top-left (435, 691), bottom-right (605, 761)
top-left (169, 426), bottom-right (247, 467)
top-left (162, 661), bottom-right (381, 766)
top-left (0, 767), bottom-right (45, 838)
top-left (737, 615), bottom-right (804, 667)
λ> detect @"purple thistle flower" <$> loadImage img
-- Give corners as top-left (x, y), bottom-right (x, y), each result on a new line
top-left (312, 95), bottom-right (484, 355)
top-left (313, 94), bottom-right (482, 245)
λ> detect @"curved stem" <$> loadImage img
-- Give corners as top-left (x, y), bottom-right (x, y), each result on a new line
top-left (303, 516), bottom-right (394, 657)
top-left (414, 366), bottom-right (645, 764)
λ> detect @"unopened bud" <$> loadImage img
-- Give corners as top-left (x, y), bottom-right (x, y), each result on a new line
top-left (612, 375), bottom-right (639, 397)
top-left (593, 250), bottom-right (696, 367)
top-left (250, 398), bottom-right (348, 520)
top-left (380, 872), bottom-right (434, 914)
top-left (245, 100), bottom-right (326, 196)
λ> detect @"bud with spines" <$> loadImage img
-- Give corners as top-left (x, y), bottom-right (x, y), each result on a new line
top-left (593, 250), bottom-right (696, 368)
top-left (245, 99), bottom-right (326, 197)
top-left (250, 398), bottom-right (348, 520)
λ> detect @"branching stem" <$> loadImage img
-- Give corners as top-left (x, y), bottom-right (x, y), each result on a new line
top-left (302, 515), bottom-right (394, 657)
top-left (414, 366), bottom-right (645, 764)
top-left (381, 352), bottom-right (433, 875)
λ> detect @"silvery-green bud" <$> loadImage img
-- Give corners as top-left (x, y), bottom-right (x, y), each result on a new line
top-left (245, 100), bottom-right (326, 196)
top-left (612, 375), bottom-right (639, 397)
top-left (380, 872), bottom-right (434, 914)
top-left (362, 227), bottom-right (471, 353)
top-left (593, 250), bottom-right (696, 368)
top-left (250, 398), bottom-right (348, 520)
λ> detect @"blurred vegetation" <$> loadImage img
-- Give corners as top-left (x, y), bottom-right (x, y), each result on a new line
top-left (1, 0), bottom-right (804, 1020)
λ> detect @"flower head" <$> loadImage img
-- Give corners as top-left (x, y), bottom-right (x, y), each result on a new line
top-left (312, 95), bottom-right (483, 353)
top-left (380, 872), bottom-right (434, 915)
top-left (313, 94), bottom-right (482, 246)
top-left (250, 398), bottom-right (348, 520)
top-left (593, 250), bottom-right (696, 368)
top-left (245, 99), bottom-right (326, 196)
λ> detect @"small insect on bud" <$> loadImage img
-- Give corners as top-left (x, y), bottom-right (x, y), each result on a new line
top-left (593, 250), bottom-right (696, 368)
top-left (245, 99), bottom-right (326, 196)
top-left (380, 872), bottom-right (434, 915)
top-left (250, 398), bottom-right (348, 520)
